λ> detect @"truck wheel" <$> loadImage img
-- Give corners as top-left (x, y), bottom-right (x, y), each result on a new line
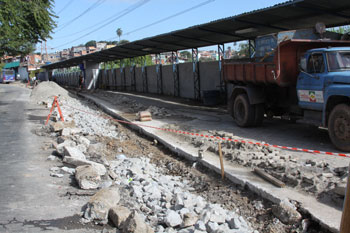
top-left (233, 94), bottom-right (255, 127)
top-left (328, 104), bottom-right (350, 151)
top-left (254, 104), bottom-right (264, 126)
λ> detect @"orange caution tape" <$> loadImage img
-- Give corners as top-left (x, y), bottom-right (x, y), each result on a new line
top-left (63, 103), bottom-right (350, 158)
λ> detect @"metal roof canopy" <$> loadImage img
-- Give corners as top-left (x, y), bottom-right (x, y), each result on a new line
top-left (43, 0), bottom-right (350, 70)
top-left (4, 61), bottom-right (20, 69)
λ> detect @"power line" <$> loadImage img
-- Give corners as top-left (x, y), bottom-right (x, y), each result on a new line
top-left (56, 0), bottom-right (76, 15)
top-left (124, 0), bottom-right (215, 36)
top-left (55, 0), bottom-right (106, 33)
top-left (54, 2), bottom-right (138, 40)
top-left (53, 0), bottom-right (150, 49)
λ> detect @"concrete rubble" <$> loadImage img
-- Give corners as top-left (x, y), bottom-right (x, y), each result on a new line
top-left (83, 186), bottom-right (120, 224)
top-left (32, 83), bottom-right (334, 232)
top-left (272, 200), bottom-right (302, 224)
top-left (92, 91), bottom-right (347, 206)
top-left (38, 91), bottom-right (254, 232)
top-left (75, 165), bottom-right (101, 190)
top-left (190, 131), bottom-right (347, 204)
top-left (109, 205), bottom-right (131, 228)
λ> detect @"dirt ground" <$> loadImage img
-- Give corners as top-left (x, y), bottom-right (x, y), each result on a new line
top-left (80, 109), bottom-right (330, 233)
top-left (28, 82), bottom-right (336, 232)
top-left (87, 90), bottom-right (347, 210)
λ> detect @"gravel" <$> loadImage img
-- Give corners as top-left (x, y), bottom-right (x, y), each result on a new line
top-left (89, 90), bottom-right (347, 206)
top-left (34, 84), bottom-right (331, 233)
top-left (31, 81), bottom-right (70, 103)
top-left (189, 130), bottom-right (347, 204)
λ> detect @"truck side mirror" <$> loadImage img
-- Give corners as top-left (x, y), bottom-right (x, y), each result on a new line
top-left (300, 57), bottom-right (307, 72)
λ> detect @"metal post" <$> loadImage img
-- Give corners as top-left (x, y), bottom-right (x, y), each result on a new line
top-left (172, 51), bottom-right (180, 97)
top-left (249, 39), bottom-right (255, 58)
top-left (218, 44), bottom-right (227, 103)
top-left (120, 60), bottom-right (126, 91)
top-left (192, 48), bottom-right (200, 100)
top-left (102, 69), bottom-right (105, 89)
top-left (118, 60), bottom-right (122, 91)
top-left (141, 56), bottom-right (148, 93)
top-left (99, 69), bottom-right (102, 89)
top-left (156, 54), bottom-right (163, 95)
top-left (123, 63), bottom-right (126, 91)
top-left (130, 58), bottom-right (136, 92)
top-left (105, 69), bottom-right (108, 90)
top-left (111, 68), bottom-right (114, 90)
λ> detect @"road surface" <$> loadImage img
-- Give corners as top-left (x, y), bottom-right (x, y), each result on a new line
top-left (0, 84), bottom-right (101, 232)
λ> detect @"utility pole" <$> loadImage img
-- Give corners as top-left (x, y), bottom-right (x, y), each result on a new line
top-left (45, 41), bottom-right (48, 63)
top-left (41, 42), bottom-right (43, 63)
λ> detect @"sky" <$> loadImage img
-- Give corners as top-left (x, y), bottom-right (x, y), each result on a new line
top-left (41, 0), bottom-right (287, 53)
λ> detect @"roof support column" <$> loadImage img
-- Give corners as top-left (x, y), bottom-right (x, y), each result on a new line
top-left (156, 54), bottom-right (163, 95)
top-left (112, 68), bottom-right (117, 90)
top-left (218, 44), bottom-right (227, 103)
top-left (120, 60), bottom-right (126, 91)
top-left (192, 48), bottom-right (200, 100)
top-left (249, 40), bottom-right (255, 58)
top-left (172, 51), bottom-right (180, 97)
top-left (83, 60), bottom-right (100, 90)
top-left (141, 56), bottom-right (148, 93)
top-left (106, 67), bottom-right (110, 90)
top-left (103, 69), bottom-right (107, 90)
top-left (130, 58), bottom-right (136, 92)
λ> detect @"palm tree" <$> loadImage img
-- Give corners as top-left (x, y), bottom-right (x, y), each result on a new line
top-left (116, 28), bottom-right (123, 43)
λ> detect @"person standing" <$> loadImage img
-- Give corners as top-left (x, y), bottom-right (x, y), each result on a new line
top-left (79, 73), bottom-right (84, 89)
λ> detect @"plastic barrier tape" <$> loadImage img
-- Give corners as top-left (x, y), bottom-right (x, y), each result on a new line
top-left (60, 102), bottom-right (350, 159)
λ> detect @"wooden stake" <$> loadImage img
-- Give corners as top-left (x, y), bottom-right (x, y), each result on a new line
top-left (340, 164), bottom-right (350, 233)
top-left (218, 142), bottom-right (225, 180)
top-left (254, 168), bottom-right (285, 188)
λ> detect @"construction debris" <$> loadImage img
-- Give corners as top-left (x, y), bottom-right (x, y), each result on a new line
top-left (138, 111), bottom-right (152, 122)
top-left (33, 82), bottom-right (327, 232)
top-left (83, 186), bottom-right (120, 225)
top-left (75, 165), bottom-right (101, 190)
top-left (254, 168), bottom-right (285, 188)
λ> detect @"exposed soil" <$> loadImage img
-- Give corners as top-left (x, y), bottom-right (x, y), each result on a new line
top-left (89, 109), bottom-right (330, 233)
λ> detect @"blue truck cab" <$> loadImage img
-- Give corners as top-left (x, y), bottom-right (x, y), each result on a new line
top-left (297, 47), bottom-right (350, 150)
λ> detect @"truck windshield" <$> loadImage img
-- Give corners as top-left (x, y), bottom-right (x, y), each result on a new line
top-left (327, 51), bottom-right (350, 72)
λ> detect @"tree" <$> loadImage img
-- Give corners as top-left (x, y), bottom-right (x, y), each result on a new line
top-left (85, 40), bottom-right (96, 47)
top-left (116, 28), bottom-right (122, 42)
top-left (118, 40), bottom-right (129, 45)
top-left (0, 0), bottom-right (56, 57)
top-left (180, 51), bottom-right (191, 60)
top-left (232, 42), bottom-right (250, 58)
top-left (328, 25), bottom-right (350, 35)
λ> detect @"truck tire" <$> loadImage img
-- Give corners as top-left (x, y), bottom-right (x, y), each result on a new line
top-left (328, 104), bottom-right (350, 151)
top-left (254, 104), bottom-right (264, 126)
top-left (233, 94), bottom-right (255, 127)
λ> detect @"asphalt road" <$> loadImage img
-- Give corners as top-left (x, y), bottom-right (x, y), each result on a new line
top-left (0, 84), bottom-right (100, 232)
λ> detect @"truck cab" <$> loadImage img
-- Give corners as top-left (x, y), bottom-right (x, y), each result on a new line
top-left (224, 40), bottom-right (350, 151)
top-left (297, 48), bottom-right (350, 150)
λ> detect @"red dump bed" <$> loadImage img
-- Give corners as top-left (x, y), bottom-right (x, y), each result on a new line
top-left (223, 39), bottom-right (350, 87)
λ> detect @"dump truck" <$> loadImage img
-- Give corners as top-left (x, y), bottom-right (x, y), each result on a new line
top-left (224, 29), bottom-right (350, 151)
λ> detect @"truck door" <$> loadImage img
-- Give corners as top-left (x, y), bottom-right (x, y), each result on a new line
top-left (297, 52), bottom-right (327, 111)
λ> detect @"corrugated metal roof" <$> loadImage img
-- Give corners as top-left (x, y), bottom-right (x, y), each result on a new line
top-left (43, 0), bottom-right (350, 69)
top-left (4, 61), bottom-right (20, 69)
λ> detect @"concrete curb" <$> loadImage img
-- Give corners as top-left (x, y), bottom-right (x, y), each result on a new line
top-left (77, 92), bottom-right (341, 233)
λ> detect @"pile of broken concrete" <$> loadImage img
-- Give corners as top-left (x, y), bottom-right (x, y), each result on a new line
top-left (191, 130), bottom-right (348, 206)
top-left (42, 96), bottom-right (256, 233)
